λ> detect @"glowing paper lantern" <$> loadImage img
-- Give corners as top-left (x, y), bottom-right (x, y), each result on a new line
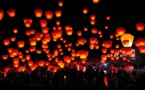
top-left (3, 39), bottom-right (10, 46)
top-left (58, 1), bottom-right (63, 7)
top-left (83, 8), bottom-right (88, 14)
top-left (120, 33), bottom-right (134, 47)
top-left (7, 9), bottom-right (16, 17)
top-left (0, 10), bottom-right (4, 20)
top-left (34, 9), bottom-right (42, 18)
top-left (102, 40), bottom-right (112, 48)
top-left (37, 60), bottom-right (45, 67)
top-left (23, 18), bottom-right (33, 28)
top-left (45, 11), bottom-right (53, 19)
top-left (136, 22), bottom-right (145, 31)
top-left (78, 50), bottom-right (89, 59)
top-left (39, 19), bottom-right (47, 27)
top-left (138, 46), bottom-right (145, 53)
top-left (92, 0), bottom-right (100, 4)
top-left (116, 27), bottom-right (126, 36)
top-left (2, 54), bottom-right (8, 60)
top-left (55, 10), bottom-right (62, 17)
top-left (17, 41), bottom-right (25, 48)
top-left (134, 38), bottom-right (145, 46)
top-left (13, 28), bottom-right (18, 33)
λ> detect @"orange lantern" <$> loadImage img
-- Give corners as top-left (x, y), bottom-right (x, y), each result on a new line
top-left (83, 27), bottom-right (88, 31)
top-left (83, 8), bottom-right (88, 14)
top-left (120, 33), bottom-right (134, 47)
top-left (6, 9), bottom-right (16, 17)
top-left (56, 20), bottom-right (60, 25)
top-left (13, 28), bottom-right (18, 33)
top-left (77, 31), bottom-right (82, 36)
top-left (138, 46), bottom-right (145, 53)
top-left (2, 54), bottom-right (8, 60)
top-left (92, 0), bottom-right (100, 4)
top-left (58, 1), bottom-right (63, 7)
top-left (45, 11), bottom-right (53, 19)
top-left (101, 48), bottom-right (107, 53)
top-left (91, 28), bottom-right (97, 34)
top-left (26, 54), bottom-right (31, 61)
top-left (116, 27), bottom-right (126, 36)
top-left (134, 38), bottom-right (145, 46)
top-left (90, 20), bottom-right (96, 25)
top-left (38, 60), bottom-right (45, 67)
top-left (115, 44), bottom-right (120, 48)
top-left (55, 10), bottom-right (62, 17)
top-left (90, 14), bottom-right (96, 20)
top-left (101, 54), bottom-right (107, 60)
top-left (34, 9), bottom-right (42, 18)
top-left (109, 35), bottom-right (114, 39)
top-left (3, 39), bottom-right (10, 46)
top-left (29, 38), bottom-right (37, 46)
top-left (106, 15), bottom-right (110, 20)
top-left (24, 18), bottom-right (33, 28)
top-left (17, 41), bottom-right (25, 48)
top-left (102, 40), bottom-right (112, 48)
top-left (10, 36), bottom-right (16, 42)
top-left (39, 19), bottom-right (47, 27)
top-left (42, 27), bottom-right (49, 34)
top-left (136, 22), bottom-right (145, 31)
top-left (13, 58), bottom-right (19, 64)
top-left (18, 66), bottom-right (26, 72)
top-left (78, 50), bottom-right (89, 59)
top-left (89, 37), bottom-right (97, 44)
top-left (0, 10), bottom-right (4, 20)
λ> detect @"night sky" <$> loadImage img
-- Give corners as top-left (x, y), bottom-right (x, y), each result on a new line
top-left (0, 0), bottom-right (145, 67)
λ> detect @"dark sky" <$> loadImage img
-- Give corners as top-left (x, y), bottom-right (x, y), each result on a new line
top-left (0, 0), bottom-right (145, 66)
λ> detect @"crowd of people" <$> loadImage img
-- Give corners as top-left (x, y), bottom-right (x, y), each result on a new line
top-left (0, 60), bottom-right (145, 89)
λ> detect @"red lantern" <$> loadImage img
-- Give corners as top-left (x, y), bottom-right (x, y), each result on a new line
top-left (92, 0), bottom-right (100, 4)
top-left (83, 8), bottom-right (88, 14)
top-left (138, 46), bottom-right (145, 53)
top-left (42, 27), bottom-right (49, 34)
top-left (90, 14), bottom-right (96, 20)
top-left (38, 60), bottom-right (45, 67)
top-left (136, 22), bottom-right (145, 31)
top-left (39, 19), bottom-right (47, 27)
top-left (55, 10), bottom-right (62, 17)
top-left (7, 9), bottom-right (16, 17)
top-left (116, 27), bottom-right (126, 36)
top-left (45, 11), bottom-right (53, 19)
top-left (23, 18), bottom-right (33, 28)
top-left (78, 50), bottom-right (89, 59)
top-left (91, 28), bottom-right (97, 34)
top-left (3, 39), bottom-right (10, 46)
top-left (58, 1), bottom-right (63, 7)
top-left (102, 40), bottom-right (112, 48)
top-left (34, 9), bottom-right (42, 18)
top-left (13, 28), bottom-right (18, 33)
top-left (0, 10), bottom-right (4, 20)
top-left (77, 31), bottom-right (82, 36)
top-left (17, 41), bottom-right (25, 48)
top-left (2, 54), bottom-right (8, 60)
top-left (101, 48), bottom-right (107, 53)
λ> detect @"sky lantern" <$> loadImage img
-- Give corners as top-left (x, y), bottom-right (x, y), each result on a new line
top-left (91, 28), bottom-right (97, 34)
top-left (83, 27), bottom-right (88, 31)
top-left (45, 11), bottom-right (53, 19)
top-left (138, 46), bottom-right (145, 53)
top-left (3, 39), bottom-right (10, 46)
top-left (23, 18), bottom-right (33, 28)
top-left (42, 27), bottom-right (49, 34)
top-left (109, 35), bottom-right (114, 39)
top-left (56, 20), bottom-right (60, 25)
top-left (2, 54), bottom-right (8, 60)
top-left (114, 49), bottom-right (120, 56)
top-left (10, 36), bottom-right (16, 42)
top-left (63, 56), bottom-right (71, 64)
top-left (83, 8), bottom-right (88, 14)
top-left (136, 22), bottom-right (145, 31)
top-left (7, 48), bottom-right (13, 53)
top-left (13, 28), bottom-right (18, 34)
top-left (101, 48), bottom-right (107, 53)
top-left (101, 54), bottom-right (107, 60)
top-left (120, 33), bottom-right (134, 47)
top-left (51, 30), bottom-right (63, 40)
top-left (39, 19), bottom-right (47, 27)
top-left (116, 27), bottom-right (126, 36)
top-left (26, 54), bottom-right (31, 61)
top-left (29, 46), bottom-right (36, 52)
top-left (36, 49), bottom-right (42, 54)
top-left (90, 14), bottom-right (96, 20)
top-left (104, 25), bottom-right (109, 30)
top-left (110, 49), bottom-right (115, 54)
top-left (92, 0), bottom-right (100, 4)
top-left (30, 64), bottom-right (38, 71)
top-left (77, 31), bottom-right (82, 36)
top-left (90, 20), bottom-right (96, 25)
top-left (21, 58), bottom-right (26, 62)
top-left (30, 29), bottom-right (35, 35)
top-left (29, 38), bottom-right (37, 46)
top-left (6, 9), bottom-right (16, 17)
top-left (37, 60), bottom-right (45, 67)
top-left (89, 37), bottom-right (97, 44)
top-left (17, 40), bottom-right (25, 48)
top-left (134, 38), bottom-right (145, 46)
top-left (115, 44), bottom-right (120, 48)
top-left (78, 50), bottom-right (89, 59)
top-left (106, 15), bottom-right (111, 20)
top-left (13, 58), bottom-right (19, 64)
top-left (58, 1), bottom-right (63, 7)
top-left (95, 44), bottom-right (99, 49)
top-left (90, 43), bottom-right (95, 49)
top-left (102, 40), bottom-right (112, 48)
top-left (34, 9), bottom-right (42, 18)
top-left (0, 10), bottom-right (4, 20)
top-left (121, 47), bottom-right (133, 55)
top-left (18, 66), bottom-right (26, 72)
top-left (55, 10), bottom-right (62, 17)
